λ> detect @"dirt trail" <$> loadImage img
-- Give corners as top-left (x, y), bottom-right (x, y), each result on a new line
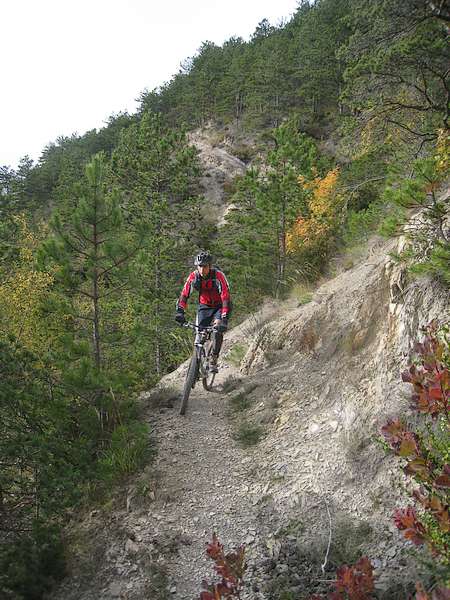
top-left (148, 361), bottom-right (261, 599)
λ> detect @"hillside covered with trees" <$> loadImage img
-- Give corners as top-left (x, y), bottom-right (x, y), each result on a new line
top-left (0, 0), bottom-right (448, 597)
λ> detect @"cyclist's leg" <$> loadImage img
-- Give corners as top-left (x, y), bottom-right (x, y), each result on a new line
top-left (211, 308), bottom-right (224, 357)
top-left (196, 305), bottom-right (225, 355)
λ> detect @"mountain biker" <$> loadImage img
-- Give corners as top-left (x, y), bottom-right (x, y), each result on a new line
top-left (175, 251), bottom-right (231, 373)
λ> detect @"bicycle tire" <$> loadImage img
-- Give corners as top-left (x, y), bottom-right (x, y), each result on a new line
top-left (202, 341), bottom-right (216, 391)
top-left (180, 353), bottom-right (199, 415)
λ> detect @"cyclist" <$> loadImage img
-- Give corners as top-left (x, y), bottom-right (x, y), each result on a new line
top-left (175, 251), bottom-right (231, 373)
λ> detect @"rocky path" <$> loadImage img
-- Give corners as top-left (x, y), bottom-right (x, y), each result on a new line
top-left (148, 358), bottom-right (264, 599)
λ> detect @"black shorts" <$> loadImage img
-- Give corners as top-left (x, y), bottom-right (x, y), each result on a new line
top-left (196, 304), bottom-right (222, 328)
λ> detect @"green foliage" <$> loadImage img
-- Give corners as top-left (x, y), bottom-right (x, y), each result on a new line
top-left (0, 338), bottom-right (93, 522)
top-left (1, 5), bottom-right (448, 598)
top-left (343, 200), bottom-right (386, 246)
top-left (341, 0), bottom-right (449, 139)
top-left (0, 337), bottom-right (99, 597)
top-left (379, 146), bottom-right (450, 286)
top-left (226, 343), bottom-right (247, 367)
top-left (217, 122), bottom-right (330, 313)
top-left (111, 111), bottom-right (209, 382)
top-left (38, 151), bottom-right (144, 425)
top-left (234, 422), bottom-right (264, 448)
top-left (138, 1), bottom-right (353, 130)
top-left (98, 421), bottom-right (151, 483)
top-left (0, 523), bottom-right (66, 600)
top-left (229, 391), bottom-right (252, 413)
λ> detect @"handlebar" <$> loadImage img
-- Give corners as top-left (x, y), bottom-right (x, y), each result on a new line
top-left (182, 322), bottom-right (216, 332)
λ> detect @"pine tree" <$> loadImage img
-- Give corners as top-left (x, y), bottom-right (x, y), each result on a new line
top-left (218, 122), bottom-right (330, 308)
top-left (112, 111), bottom-right (208, 379)
top-left (39, 152), bottom-right (143, 412)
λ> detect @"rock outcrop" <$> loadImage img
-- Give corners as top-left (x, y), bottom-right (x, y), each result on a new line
top-left (188, 127), bottom-right (246, 226)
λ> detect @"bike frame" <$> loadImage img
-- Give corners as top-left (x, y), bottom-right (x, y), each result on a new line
top-left (179, 322), bottom-right (217, 415)
top-left (192, 325), bottom-right (214, 377)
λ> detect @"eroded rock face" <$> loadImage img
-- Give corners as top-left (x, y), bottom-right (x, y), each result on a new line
top-left (188, 127), bottom-right (246, 226)
top-left (233, 236), bottom-right (448, 595)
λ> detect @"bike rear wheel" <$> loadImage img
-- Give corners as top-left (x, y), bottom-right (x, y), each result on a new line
top-left (202, 341), bottom-right (216, 391)
top-left (180, 353), bottom-right (199, 415)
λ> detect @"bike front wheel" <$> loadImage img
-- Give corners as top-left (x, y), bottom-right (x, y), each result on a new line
top-left (202, 342), bottom-right (216, 391)
top-left (180, 353), bottom-right (199, 415)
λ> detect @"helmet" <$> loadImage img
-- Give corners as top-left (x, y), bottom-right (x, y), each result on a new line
top-left (194, 251), bottom-right (212, 266)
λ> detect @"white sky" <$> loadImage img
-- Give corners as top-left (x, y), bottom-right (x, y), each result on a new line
top-left (1, 0), bottom-right (299, 169)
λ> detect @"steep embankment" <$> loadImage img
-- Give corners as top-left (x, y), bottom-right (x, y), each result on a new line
top-left (50, 236), bottom-right (449, 600)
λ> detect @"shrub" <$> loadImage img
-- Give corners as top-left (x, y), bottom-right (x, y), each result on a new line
top-left (234, 422), bottom-right (264, 448)
top-left (0, 524), bottom-right (66, 600)
top-left (379, 133), bottom-right (450, 287)
top-left (381, 321), bottom-right (449, 589)
top-left (229, 391), bottom-right (252, 413)
top-left (226, 343), bottom-right (247, 367)
top-left (343, 200), bottom-right (386, 246)
top-left (221, 375), bottom-right (243, 393)
top-left (200, 533), bottom-right (246, 599)
top-left (232, 144), bottom-right (255, 164)
top-left (98, 421), bottom-right (151, 483)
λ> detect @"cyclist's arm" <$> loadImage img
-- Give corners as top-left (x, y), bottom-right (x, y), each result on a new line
top-left (177, 271), bottom-right (196, 311)
top-left (216, 271), bottom-right (231, 319)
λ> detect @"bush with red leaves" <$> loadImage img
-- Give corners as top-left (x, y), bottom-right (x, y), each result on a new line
top-left (308, 557), bottom-right (375, 600)
top-left (200, 533), bottom-right (246, 599)
top-left (381, 321), bottom-right (449, 591)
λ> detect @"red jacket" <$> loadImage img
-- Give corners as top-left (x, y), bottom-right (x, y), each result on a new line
top-left (177, 268), bottom-right (231, 318)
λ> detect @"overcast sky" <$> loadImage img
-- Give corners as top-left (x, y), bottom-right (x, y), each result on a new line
top-left (1, 0), bottom-right (299, 169)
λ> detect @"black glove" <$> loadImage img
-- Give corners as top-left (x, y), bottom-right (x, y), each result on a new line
top-left (216, 317), bottom-right (228, 333)
top-left (175, 309), bottom-right (186, 325)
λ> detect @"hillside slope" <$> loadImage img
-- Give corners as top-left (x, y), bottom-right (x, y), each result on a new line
top-left (50, 236), bottom-right (449, 600)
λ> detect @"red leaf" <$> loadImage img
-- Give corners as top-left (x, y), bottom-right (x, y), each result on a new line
top-left (333, 557), bottom-right (375, 599)
top-left (432, 587), bottom-right (450, 600)
top-left (404, 458), bottom-right (431, 480)
top-left (415, 582), bottom-right (431, 600)
top-left (394, 507), bottom-right (426, 546)
top-left (428, 385), bottom-right (444, 400)
top-left (434, 474), bottom-right (450, 488)
top-left (399, 435), bottom-right (419, 457)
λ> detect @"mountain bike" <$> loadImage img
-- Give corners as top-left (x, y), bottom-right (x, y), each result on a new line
top-left (179, 322), bottom-right (217, 415)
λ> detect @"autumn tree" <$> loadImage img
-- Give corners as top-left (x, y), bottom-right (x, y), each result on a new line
top-left (287, 167), bottom-right (345, 276)
top-left (0, 215), bottom-right (53, 356)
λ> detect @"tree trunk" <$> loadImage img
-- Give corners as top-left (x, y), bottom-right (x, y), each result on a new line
top-left (275, 196), bottom-right (287, 299)
top-left (274, 92), bottom-right (280, 128)
top-left (92, 187), bottom-right (101, 371)
top-left (92, 274), bottom-right (101, 371)
top-left (154, 254), bottom-right (161, 377)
